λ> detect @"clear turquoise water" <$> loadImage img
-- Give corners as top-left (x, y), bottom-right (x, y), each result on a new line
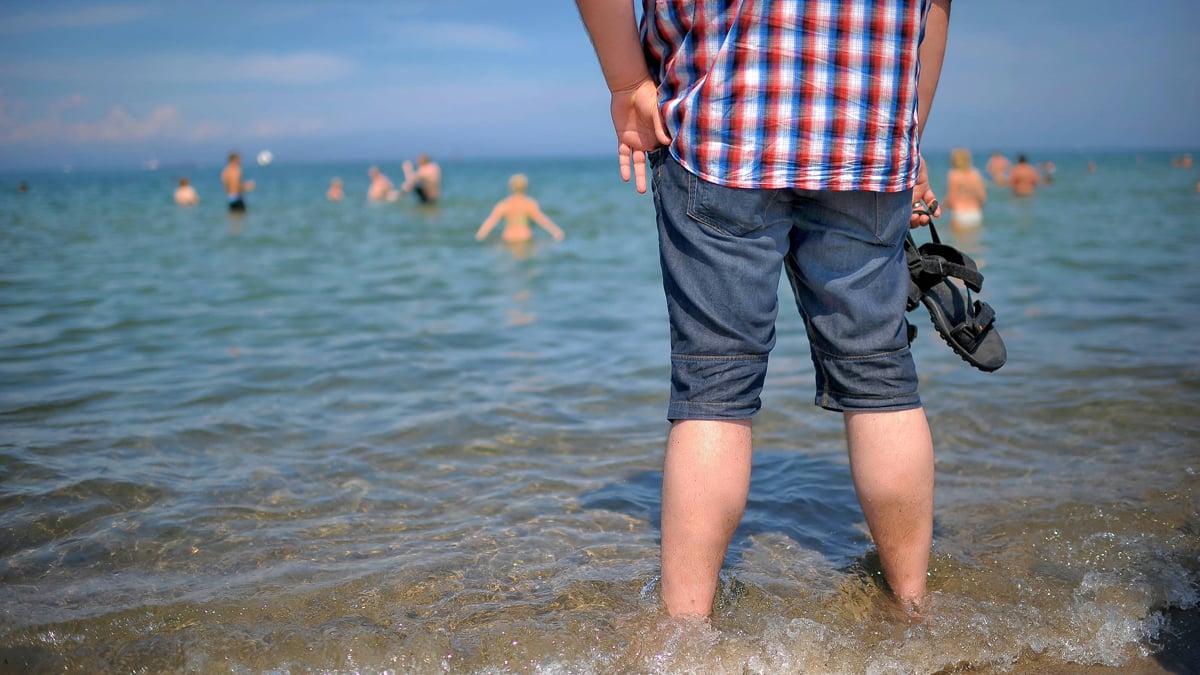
top-left (0, 153), bottom-right (1197, 673)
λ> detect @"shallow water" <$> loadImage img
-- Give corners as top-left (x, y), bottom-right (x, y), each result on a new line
top-left (1, 153), bottom-right (1198, 673)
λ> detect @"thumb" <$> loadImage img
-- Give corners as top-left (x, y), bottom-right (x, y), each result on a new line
top-left (655, 119), bottom-right (671, 146)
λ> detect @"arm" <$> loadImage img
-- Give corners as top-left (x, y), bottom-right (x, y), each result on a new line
top-left (910, 0), bottom-right (951, 227)
top-left (530, 203), bottom-right (565, 241)
top-left (943, 170), bottom-right (958, 209)
top-left (475, 203), bottom-right (504, 241)
top-left (400, 161), bottom-right (416, 191)
top-left (574, 0), bottom-right (671, 194)
top-left (916, 0), bottom-right (950, 140)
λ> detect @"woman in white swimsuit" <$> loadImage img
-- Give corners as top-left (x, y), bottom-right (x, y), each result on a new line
top-left (945, 148), bottom-right (987, 229)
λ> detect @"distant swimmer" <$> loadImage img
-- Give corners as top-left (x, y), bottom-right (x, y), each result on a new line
top-left (944, 148), bottom-right (986, 229)
top-left (17, 182), bottom-right (28, 193)
top-left (1008, 154), bottom-right (1041, 197)
top-left (327, 177), bottom-right (344, 202)
top-left (1171, 153), bottom-right (1193, 169)
top-left (221, 152), bottom-right (255, 212)
top-left (174, 177), bottom-right (199, 207)
top-left (367, 166), bottom-right (397, 202)
top-left (475, 174), bottom-right (564, 244)
top-left (1039, 161), bottom-right (1056, 185)
top-left (401, 154), bottom-right (441, 204)
top-left (985, 152), bottom-right (1011, 186)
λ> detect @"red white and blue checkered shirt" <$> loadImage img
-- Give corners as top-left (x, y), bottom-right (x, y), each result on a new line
top-left (642, 0), bottom-right (930, 192)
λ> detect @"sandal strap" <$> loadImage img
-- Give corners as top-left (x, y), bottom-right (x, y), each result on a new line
top-left (949, 300), bottom-right (997, 350)
top-left (915, 253), bottom-right (984, 292)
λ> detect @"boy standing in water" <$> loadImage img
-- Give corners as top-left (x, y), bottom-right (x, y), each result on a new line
top-left (475, 174), bottom-right (565, 243)
top-left (575, 0), bottom-right (950, 617)
top-left (221, 152), bottom-right (254, 212)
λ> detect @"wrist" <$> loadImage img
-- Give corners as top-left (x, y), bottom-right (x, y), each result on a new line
top-left (608, 73), bottom-right (653, 97)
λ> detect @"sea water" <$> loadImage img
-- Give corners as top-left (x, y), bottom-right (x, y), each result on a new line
top-left (1, 153), bottom-right (1197, 673)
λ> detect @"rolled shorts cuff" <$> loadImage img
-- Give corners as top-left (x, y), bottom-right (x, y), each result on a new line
top-left (815, 390), bottom-right (923, 413)
top-left (667, 353), bottom-right (767, 421)
top-left (811, 345), bottom-right (922, 412)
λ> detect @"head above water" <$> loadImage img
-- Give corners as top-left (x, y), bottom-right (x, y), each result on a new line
top-left (509, 173), bottom-right (529, 194)
top-left (950, 148), bottom-right (973, 170)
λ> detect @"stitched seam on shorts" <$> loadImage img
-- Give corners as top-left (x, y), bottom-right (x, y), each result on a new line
top-left (685, 171), bottom-right (781, 238)
top-left (670, 353), bottom-right (768, 361)
top-left (827, 389), bottom-right (919, 400)
top-left (872, 192), bottom-right (886, 244)
top-left (809, 343), bottom-right (910, 361)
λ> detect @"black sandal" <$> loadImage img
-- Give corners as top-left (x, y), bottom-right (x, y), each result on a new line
top-left (905, 213), bottom-right (1006, 372)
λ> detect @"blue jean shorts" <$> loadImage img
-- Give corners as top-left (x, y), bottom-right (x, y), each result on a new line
top-left (649, 148), bottom-right (921, 419)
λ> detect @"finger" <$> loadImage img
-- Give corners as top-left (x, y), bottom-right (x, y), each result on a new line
top-left (632, 150), bottom-right (648, 194)
top-left (653, 112), bottom-right (672, 146)
top-left (618, 144), bottom-right (632, 183)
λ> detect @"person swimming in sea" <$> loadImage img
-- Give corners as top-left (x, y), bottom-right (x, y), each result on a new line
top-left (401, 154), bottom-right (441, 204)
top-left (174, 176), bottom-right (199, 207)
top-left (475, 174), bottom-right (564, 244)
top-left (944, 147), bottom-right (986, 229)
top-left (1008, 154), bottom-right (1041, 197)
top-left (327, 177), bottom-right (344, 202)
top-left (366, 166), bottom-right (398, 202)
top-left (985, 151), bottom-right (1010, 187)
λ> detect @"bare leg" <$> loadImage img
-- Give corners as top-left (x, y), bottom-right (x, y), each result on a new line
top-left (844, 408), bottom-right (934, 610)
top-left (660, 419), bottom-right (752, 616)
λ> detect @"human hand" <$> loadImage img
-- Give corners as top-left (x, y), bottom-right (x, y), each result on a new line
top-left (909, 156), bottom-right (940, 228)
top-left (610, 78), bottom-right (670, 194)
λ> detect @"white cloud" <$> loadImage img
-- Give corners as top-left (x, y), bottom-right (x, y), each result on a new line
top-left (0, 90), bottom-right (334, 147)
top-left (0, 4), bottom-right (154, 34)
top-left (0, 104), bottom-right (180, 143)
top-left (69, 105), bottom-right (182, 142)
top-left (0, 92), bottom-right (188, 144)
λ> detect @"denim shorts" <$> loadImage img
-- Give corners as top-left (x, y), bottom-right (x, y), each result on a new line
top-left (648, 148), bottom-right (921, 419)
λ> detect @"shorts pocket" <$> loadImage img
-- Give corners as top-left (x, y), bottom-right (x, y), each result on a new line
top-left (686, 172), bottom-right (779, 238)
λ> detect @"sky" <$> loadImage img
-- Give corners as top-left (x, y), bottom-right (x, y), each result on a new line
top-left (1, 0), bottom-right (1198, 171)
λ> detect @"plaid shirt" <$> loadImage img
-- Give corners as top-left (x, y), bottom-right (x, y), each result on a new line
top-left (642, 0), bottom-right (929, 192)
